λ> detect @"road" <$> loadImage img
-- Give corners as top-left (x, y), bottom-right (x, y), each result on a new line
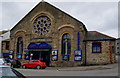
top-left (15, 63), bottom-right (119, 76)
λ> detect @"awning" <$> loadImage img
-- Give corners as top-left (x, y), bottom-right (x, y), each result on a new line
top-left (38, 42), bottom-right (52, 49)
top-left (28, 42), bottom-right (51, 51)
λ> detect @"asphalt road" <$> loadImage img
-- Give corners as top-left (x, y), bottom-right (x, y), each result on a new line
top-left (14, 55), bottom-right (119, 77)
top-left (15, 64), bottom-right (118, 76)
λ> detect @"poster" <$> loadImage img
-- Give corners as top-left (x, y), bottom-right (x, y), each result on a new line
top-left (51, 50), bottom-right (58, 61)
top-left (52, 50), bottom-right (58, 55)
top-left (75, 56), bottom-right (82, 61)
top-left (52, 55), bottom-right (58, 61)
top-left (62, 55), bottom-right (69, 61)
top-left (9, 50), bottom-right (14, 59)
top-left (74, 50), bottom-right (82, 55)
top-left (24, 54), bottom-right (30, 60)
top-left (74, 50), bottom-right (82, 61)
top-left (17, 54), bottom-right (22, 59)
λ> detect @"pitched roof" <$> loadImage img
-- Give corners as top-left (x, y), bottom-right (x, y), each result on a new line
top-left (86, 31), bottom-right (116, 41)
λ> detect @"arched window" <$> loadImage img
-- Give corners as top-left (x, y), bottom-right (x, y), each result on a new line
top-left (17, 37), bottom-right (23, 55)
top-left (61, 33), bottom-right (71, 55)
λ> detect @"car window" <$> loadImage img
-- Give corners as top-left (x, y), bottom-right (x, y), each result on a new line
top-left (33, 60), bottom-right (38, 62)
top-left (29, 61), bottom-right (33, 63)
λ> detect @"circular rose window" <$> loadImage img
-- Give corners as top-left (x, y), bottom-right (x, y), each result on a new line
top-left (33, 16), bottom-right (51, 36)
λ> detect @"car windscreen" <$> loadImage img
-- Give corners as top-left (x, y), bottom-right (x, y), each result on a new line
top-left (0, 59), bottom-right (4, 63)
top-left (1, 67), bottom-right (17, 77)
top-left (1, 67), bottom-right (26, 78)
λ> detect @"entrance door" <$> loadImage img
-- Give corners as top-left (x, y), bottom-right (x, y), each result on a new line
top-left (31, 51), bottom-right (40, 60)
top-left (30, 51), bottom-right (51, 66)
top-left (40, 51), bottom-right (50, 66)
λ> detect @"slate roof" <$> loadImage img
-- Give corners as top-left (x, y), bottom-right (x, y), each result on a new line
top-left (85, 31), bottom-right (116, 41)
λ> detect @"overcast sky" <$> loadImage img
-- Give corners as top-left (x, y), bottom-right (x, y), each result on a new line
top-left (0, 0), bottom-right (119, 38)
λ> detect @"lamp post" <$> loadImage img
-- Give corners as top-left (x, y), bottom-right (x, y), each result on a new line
top-left (30, 53), bottom-right (33, 60)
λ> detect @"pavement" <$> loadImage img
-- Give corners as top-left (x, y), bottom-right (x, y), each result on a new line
top-left (48, 63), bottom-right (118, 71)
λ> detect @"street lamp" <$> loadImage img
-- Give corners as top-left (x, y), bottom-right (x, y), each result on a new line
top-left (30, 53), bottom-right (33, 60)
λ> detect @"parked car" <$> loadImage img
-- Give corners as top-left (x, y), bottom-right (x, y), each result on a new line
top-left (0, 64), bottom-right (26, 78)
top-left (11, 60), bottom-right (21, 68)
top-left (22, 60), bottom-right (46, 69)
top-left (4, 58), bottom-right (11, 66)
top-left (0, 58), bottom-right (6, 65)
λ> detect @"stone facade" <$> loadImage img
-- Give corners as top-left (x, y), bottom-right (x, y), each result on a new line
top-left (9, 1), bottom-right (116, 67)
top-left (86, 41), bottom-right (116, 65)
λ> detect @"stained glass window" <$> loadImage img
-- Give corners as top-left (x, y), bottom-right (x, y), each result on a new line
top-left (33, 16), bottom-right (51, 36)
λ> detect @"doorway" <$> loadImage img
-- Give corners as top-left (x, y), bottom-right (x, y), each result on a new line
top-left (30, 50), bottom-right (51, 66)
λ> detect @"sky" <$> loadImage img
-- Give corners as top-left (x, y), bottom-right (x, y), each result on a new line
top-left (0, 0), bottom-right (119, 38)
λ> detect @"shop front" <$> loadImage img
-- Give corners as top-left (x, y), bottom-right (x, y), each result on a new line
top-left (27, 42), bottom-right (52, 66)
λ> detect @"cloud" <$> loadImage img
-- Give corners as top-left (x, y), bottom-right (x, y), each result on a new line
top-left (2, 2), bottom-right (37, 30)
top-left (51, 2), bottom-right (118, 38)
top-left (1, 1), bottom-right (118, 38)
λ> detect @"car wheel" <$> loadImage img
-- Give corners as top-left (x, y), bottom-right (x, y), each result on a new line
top-left (36, 65), bottom-right (41, 69)
top-left (22, 65), bottom-right (26, 69)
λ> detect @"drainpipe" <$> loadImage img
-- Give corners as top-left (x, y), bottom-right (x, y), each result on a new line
top-left (84, 41), bottom-right (87, 66)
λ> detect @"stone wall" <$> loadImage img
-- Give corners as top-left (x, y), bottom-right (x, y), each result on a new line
top-left (86, 41), bottom-right (116, 65)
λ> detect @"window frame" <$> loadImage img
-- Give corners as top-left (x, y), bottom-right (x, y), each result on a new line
top-left (61, 33), bottom-right (71, 55)
top-left (92, 42), bottom-right (101, 53)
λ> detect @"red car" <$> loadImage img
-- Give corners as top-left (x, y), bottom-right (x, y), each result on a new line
top-left (22, 60), bottom-right (46, 69)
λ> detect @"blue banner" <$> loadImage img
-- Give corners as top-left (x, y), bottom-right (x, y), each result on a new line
top-left (74, 50), bottom-right (82, 61)
top-left (77, 32), bottom-right (80, 50)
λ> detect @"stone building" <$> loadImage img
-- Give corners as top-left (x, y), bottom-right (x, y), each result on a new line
top-left (10, 1), bottom-right (116, 66)
top-left (0, 30), bottom-right (10, 58)
top-left (116, 38), bottom-right (120, 54)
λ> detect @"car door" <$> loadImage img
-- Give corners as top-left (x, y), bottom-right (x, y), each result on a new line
top-left (32, 60), bottom-right (39, 67)
top-left (27, 60), bottom-right (33, 67)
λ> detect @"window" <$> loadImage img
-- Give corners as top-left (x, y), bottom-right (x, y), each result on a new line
top-left (17, 37), bottom-right (23, 55)
top-left (33, 60), bottom-right (39, 62)
top-left (92, 43), bottom-right (101, 53)
top-left (112, 46), bottom-right (115, 53)
top-left (61, 33), bottom-right (71, 55)
top-left (6, 41), bottom-right (9, 50)
top-left (29, 60), bottom-right (33, 63)
top-left (33, 16), bottom-right (51, 36)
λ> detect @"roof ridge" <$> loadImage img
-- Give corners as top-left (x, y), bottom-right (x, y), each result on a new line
top-left (88, 31), bottom-right (116, 39)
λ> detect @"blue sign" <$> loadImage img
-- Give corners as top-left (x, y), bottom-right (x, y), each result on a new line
top-left (28, 42), bottom-right (52, 51)
top-left (74, 50), bottom-right (82, 61)
top-left (24, 54), bottom-right (30, 60)
top-left (17, 54), bottom-right (22, 59)
top-left (62, 55), bottom-right (70, 61)
top-left (52, 55), bottom-right (58, 61)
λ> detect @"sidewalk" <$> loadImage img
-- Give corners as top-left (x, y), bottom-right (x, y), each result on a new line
top-left (46, 63), bottom-right (118, 71)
